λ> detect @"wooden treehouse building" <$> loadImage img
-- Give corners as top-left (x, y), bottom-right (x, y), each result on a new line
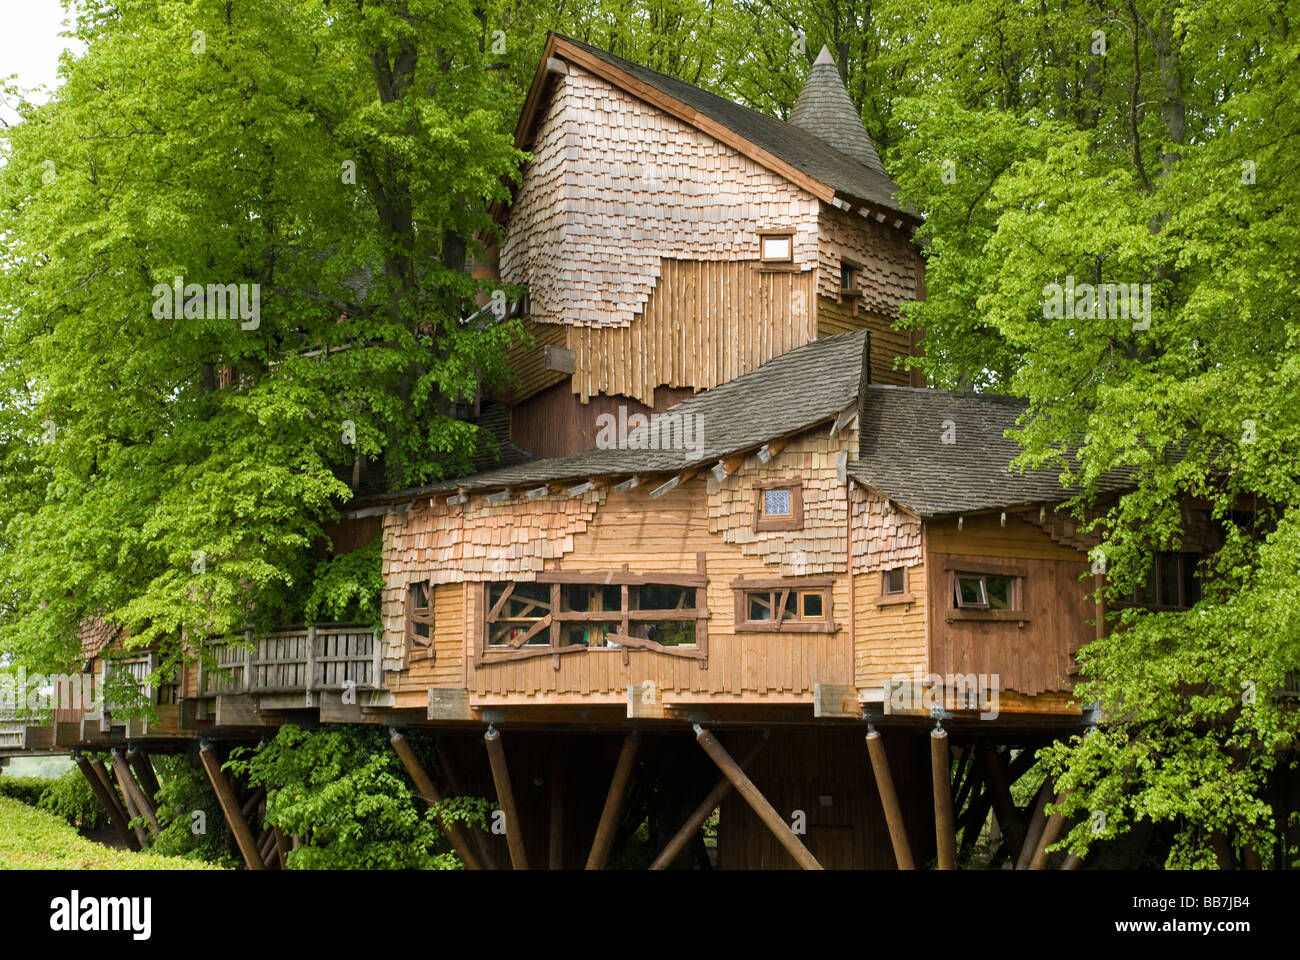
top-left (3, 35), bottom-right (1231, 870)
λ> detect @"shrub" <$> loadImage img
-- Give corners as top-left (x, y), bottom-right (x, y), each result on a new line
top-left (149, 747), bottom-right (240, 868)
top-left (36, 768), bottom-right (106, 830)
top-left (0, 775), bottom-right (48, 806)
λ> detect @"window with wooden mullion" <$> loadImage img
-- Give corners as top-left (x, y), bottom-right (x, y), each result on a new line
top-left (406, 581), bottom-right (435, 662)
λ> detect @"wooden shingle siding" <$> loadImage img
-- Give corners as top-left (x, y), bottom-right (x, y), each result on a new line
top-left (567, 258), bottom-right (818, 404)
top-left (500, 65), bottom-right (819, 333)
top-left (708, 427), bottom-right (852, 576)
top-left (817, 203), bottom-right (917, 317)
top-left (852, 487), bottom-right (922, 573)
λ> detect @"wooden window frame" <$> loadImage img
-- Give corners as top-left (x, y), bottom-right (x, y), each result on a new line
top-left (758, 230), bottom-right (794, 263)
top-left (476, 558), bottom-right (711, 667)
top-left (1111, 551), bottom-right (1202, 611)
top-left (754, 479), bottom-right (804, 532)
top-left (941, 560), bottom-right (1028, 623)
top-left (406, 581), bottom-right (435, 663)
top-left (876, 567), bottom-right (915, 607)
top-left (732, 576), bottom-right (836, 633)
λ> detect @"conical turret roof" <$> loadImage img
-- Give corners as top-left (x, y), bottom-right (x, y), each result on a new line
top-left (789, 46), bottom-right (886, 176)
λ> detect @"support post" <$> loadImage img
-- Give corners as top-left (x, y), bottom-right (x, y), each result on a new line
top-left (650, 733), bottom-right (769, 870)
top-left (198, 740), bottom-right (266, 870)
top-left (1016, 779), bottom-right (1054, 870)
top-left (111, 748), bottom-right (160, 839)
top-left (1028, 789), bottom-right (1072, 870)
top-left (866, 727), bottom-right (915, 869)
top-left (74, 752), bottom-right (139, 851)
top-left (127, 747), bottom-right (162, 803)
top-left (484, 725), bottom-right (528, 870)
top-left (388, 729), bottom-right (483, 871)
top-left (694, 724), bottom-right (823, 870)
top-left (586, 732), bottom-right (639, 870)
top-left (436, 740), bottom-right (498, 870)
top-left (273, 826), bottom-right (290, 870)
top-left (930, 725), bottom-right (957, 869)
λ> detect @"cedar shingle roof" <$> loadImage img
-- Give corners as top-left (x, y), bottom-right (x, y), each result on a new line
top-left (557, 36), bottom-right (911, 220)
top-left (789, 46), bottom-right (886, 176)
top-left (848, 385), bottom-right (1133, 518)
top-left (362, 330), bottom-right (868, 503)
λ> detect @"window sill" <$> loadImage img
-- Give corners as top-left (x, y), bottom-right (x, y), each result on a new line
top-left (738, 621), bottom-right (839, 634)
top-left (946, 610), bottom-right (1030, 625)
top-left (757, 263), bottom-right (801, 273)
top-left (875, 592), bottom-right (915, 608)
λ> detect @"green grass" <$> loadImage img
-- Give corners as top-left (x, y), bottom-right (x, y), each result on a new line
top-left (0, 796), bottom-right (224, 870)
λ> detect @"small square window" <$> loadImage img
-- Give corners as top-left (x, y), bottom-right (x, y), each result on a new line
top-left (883, 568), bottom-right (906, 595)
top-left (800, 591), bottom-right (823, 620)
top-left (761, 234), bottom-right (793, 261)
top-left (755, 482), bottom-right (803, 532)
top-left (840, 262), bottom-right (857, 291)
top-left (763, 488), bottom-right (792, 517)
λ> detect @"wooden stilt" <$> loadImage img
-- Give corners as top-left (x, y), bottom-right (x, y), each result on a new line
top-left (127, 747), bottom-right (162, 803)
top-left (586, 732), bottom-right (640, 870)
top-left (1242, 844), bottom-right (1261, 870)
top-left (105, 756), bottom-right (150, 849)
top-left (1060, 853), bottom-right (1081, 870)
top-left (548, 743), bottom-right (565, 870)
top-left (240, 785), bottom-right (266, 821)
top-left (930, 726), bottom-right (957, 870)
top-left (982, 745), bottom-right (1021, 837)
top-left (1028, 789), bottom-right (1072, 870)
top-left (198, 741), bottom-right (265, 870)
top-left (111, 748), bottom-right (160, 838)
top-left (389, 729), bottom-right (483, 871)
top-left (436, 739), bottom-right (498, 870)
top-left (1015, 779), bottom-right (1054, 870)
top-left (273, 826), bottom-right (290, 869)
top-left (866, 728), bottom-right (915, 870)
top-left (694, 724), bottom-right (823, 870)
top-left (650, 734), bottom-right (769, 870)
top-left (74, 752), bottom-right (139, 851)
top-left (483, 725), bottom-right (529, 870)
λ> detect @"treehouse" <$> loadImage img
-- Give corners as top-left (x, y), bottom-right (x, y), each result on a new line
top-left (12, 34), bottom-right (1247, 870)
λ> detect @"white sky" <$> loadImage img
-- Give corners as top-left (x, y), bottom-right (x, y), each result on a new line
top-left (0, 0), bottom-right (86, 126)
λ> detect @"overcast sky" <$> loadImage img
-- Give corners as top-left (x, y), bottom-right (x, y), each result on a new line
top-left (0, 0), bottom-right (86, 127)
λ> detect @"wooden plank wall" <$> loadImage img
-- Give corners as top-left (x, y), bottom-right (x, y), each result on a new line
top-left (509, 381), bottom-right (694, 459)
top-left (568, 259), bottom-right (818, 405)
top-left (926, 514), bottom-right (1092, 696)
top-left (818, 296), bottom-right (912, 386)
top-left (501, 319), bottom-right (568, 403)
top-left (854, 562), bottom-right (928, 686)
top-left (717, 727), bottom-right (935, 868)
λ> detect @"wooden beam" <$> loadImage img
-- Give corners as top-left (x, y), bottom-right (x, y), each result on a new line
top-left (586, 732), bottom-right (640, 870)
top-left (648, 475), bottom-right (681, 499)
top-left (105, 758), bottom-right (150, 849)
top-left (1015, 779), bottom-right (1054, 870)
top-left (866, 729), bottom-right (915, 870)
top-left (1028, 789), bottom-right (1072, 870)
top-left (930, 726), bottom-right (957, 869)
top-left (436, 740), bottom-right (499, 871)
top-left (694, 724), bottom-right (823, 870)
top-left (273, 826), bottom-right (290, 870)
top-left (650, 734), bottom-right (768, 870)
top-left (388, 729), bottom-right (483, 871)
top-left (198, 741), bottom-right (266, 870)
top-left (484, 726), bottom-right (528, 869)
top-left (74, 752), bottom-right (139, 852)
top-left (612, 476), bottom-right (640, 493)
top-left (127, 747), bottom-right (162, 803)
top-left (111, 748), bottom-right (160, 839)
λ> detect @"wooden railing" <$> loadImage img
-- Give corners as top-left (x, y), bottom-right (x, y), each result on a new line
top-left (0, 714), bottom-right (25, 750)
top-left (199, 624), bottom-right (382, 697)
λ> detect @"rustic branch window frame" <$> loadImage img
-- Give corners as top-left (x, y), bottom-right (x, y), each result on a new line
top-left (406, 581), bottom-right (435, 663)
top-left (754, 479), bottom-right (804, 532)
top-left (732, 576), bottom-right (836, 633)
top-left (476, 558), bottom-right (710, 668)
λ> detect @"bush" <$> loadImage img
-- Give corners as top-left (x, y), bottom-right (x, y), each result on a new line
top-left (150, 747), bottom-right (240, 868)
top-left (0, 775), bottom-right (48, 806)
top-left (37, 768), bottom-right (106, 830)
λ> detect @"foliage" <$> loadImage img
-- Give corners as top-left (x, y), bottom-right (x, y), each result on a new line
top-left (0, 775), bottom-right (49, 806)
top-left (301, 538), bottom-right (383, 630)
top-left (228, 724), bottom-right (485, 869)
top-left (150, 747), bottom-right (240, 867)
top-left (36, 767), bottom-right (106, 830)
top-left (0, 795), bottom-right (222, 869)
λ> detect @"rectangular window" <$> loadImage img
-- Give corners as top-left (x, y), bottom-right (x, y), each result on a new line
top-left (406, 581), bottom-right (435, 662)
top-left (953, 572), bottom-right (1018, 611)
top-left (754, 481), bottom-right (804, 532)
top-left (760, 234), bottom-right (793, 262)
top-left (1120, 552), bottom-right (1202, 609)
top-left (882, 567), bottom-right (906, 595)
top-left (734, 578), bottom-right (834, 632)
top-left (840, 262), bottom-right (857, 291)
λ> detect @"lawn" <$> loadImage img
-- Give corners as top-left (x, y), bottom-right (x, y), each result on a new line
top-left (0, 796), bottom-right (223, 870)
